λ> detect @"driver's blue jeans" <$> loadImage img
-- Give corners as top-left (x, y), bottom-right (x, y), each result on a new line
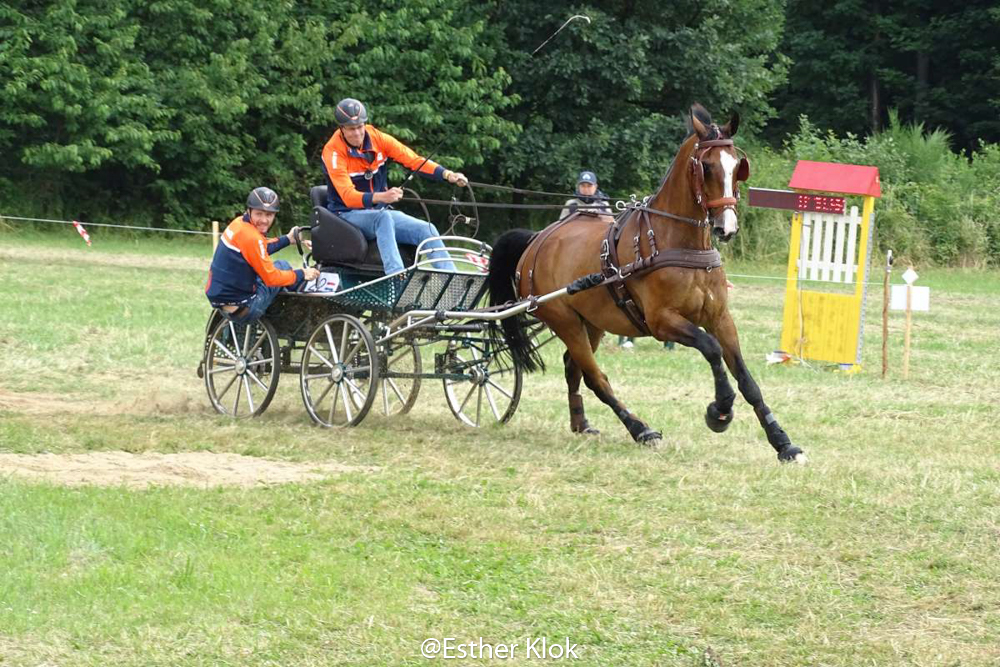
top-left (226, 260), bottom-right (303, 323)
top-left (337, 208), bottom-right (456, 275)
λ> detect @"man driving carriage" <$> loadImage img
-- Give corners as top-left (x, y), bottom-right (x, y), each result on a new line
top-left (321, 98), bottom-right (464, 275)
top-left (205, 187), bottom-right (320, 322)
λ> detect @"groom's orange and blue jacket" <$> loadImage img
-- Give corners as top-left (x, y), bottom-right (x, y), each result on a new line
top-left (204, 214), bottom-right (302, 306)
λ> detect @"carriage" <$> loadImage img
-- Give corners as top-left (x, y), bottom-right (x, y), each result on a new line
top-left (197, 185), bottom-right (543, 428)
top-left (196, 104), bottom-right (806, 461)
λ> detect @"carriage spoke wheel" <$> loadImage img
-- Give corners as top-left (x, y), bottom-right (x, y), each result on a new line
top-left (442, 338), bottom-right (522, 426)
top-left (300, 314), bottom-right (378, 427)
top-left (204, 317), bottom-right (280, 418)
top-left (378, 338), bottom-right (421, 416)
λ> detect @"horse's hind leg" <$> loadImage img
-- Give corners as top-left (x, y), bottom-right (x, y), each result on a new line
top-left (565, 344), bottom-right (600, 435)
top-left (564, 324), bottom-right (607, 434)
top-left (711, 312), bottom-right (806, 463)
top-left (550, 318), bottom-right (659, 444)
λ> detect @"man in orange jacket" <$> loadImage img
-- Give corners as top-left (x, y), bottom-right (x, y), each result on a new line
top-left (321, 98), bottom-right (462, 275)
top-left (205, 187), bottom-right (320, 322)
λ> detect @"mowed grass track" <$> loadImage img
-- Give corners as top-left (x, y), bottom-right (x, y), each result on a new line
top-left (1, 229), bottom-right (999, 666)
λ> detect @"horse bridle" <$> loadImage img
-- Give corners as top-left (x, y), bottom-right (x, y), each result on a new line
top-left (688, 136), bottom-right (751, 225)
top-left (614, 135), bottom-right (751, 231)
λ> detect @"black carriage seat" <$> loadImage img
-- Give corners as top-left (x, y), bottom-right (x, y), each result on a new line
top-left (309, 186), bottom-right (416, 273)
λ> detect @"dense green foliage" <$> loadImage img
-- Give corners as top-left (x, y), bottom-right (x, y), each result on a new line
top-left (1, 0), bottom-right (998, 264)
top-left (478, 0), bottom-right (787, 212)
top-left (768, 0), bottom-right (1000, 152)
top-left (0, 0), bottom-right (516, 226)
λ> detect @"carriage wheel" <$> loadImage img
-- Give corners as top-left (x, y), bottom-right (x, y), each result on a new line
top-left (300, 314), bottom-right (379, 427)
top-left (442, 338), bottom-right (522, 426)
top-left (204, 317), bottom-right (280, 418)
top-left (378, 338), bottom-right (421, 416)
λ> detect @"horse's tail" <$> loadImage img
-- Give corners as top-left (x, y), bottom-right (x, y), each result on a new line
top-left (487, 228), bottom-right (546, 374)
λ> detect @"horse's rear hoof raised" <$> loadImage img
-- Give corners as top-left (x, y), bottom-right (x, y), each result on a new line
top-left (777, 445), bottom-right (807, 464)
top-left (705, 402), bottom-right (733, 433)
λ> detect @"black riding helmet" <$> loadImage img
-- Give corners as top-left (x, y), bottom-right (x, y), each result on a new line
top-left (335, 98), bottom-right (368, 127)
top-left (246, 186), bottom-right (280, 213)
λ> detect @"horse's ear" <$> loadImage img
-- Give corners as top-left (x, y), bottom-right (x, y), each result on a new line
top-left (722, 112), bottom-right (740, 138)
top-left (690, 106), bottom-right (709, 139)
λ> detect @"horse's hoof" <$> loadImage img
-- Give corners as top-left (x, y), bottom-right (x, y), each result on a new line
top-left (705, 402), bottom-right (733, 433)
top-left (636, 428), bottom-right (662, 445)
top-left (573, 426), bottom-right (601, 436)
top-left (777, 445), bottom-right (806, 463)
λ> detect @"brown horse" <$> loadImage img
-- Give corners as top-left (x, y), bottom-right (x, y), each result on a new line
top-left (488, 104), bottom-right (805, 463)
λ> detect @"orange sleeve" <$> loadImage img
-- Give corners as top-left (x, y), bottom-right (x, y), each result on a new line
top-left (322, 134), bottom-right (368, 208)
top-left (375, 129), bottom-right (442, 178)
top-left (233, 223), bottom-right (298, 287)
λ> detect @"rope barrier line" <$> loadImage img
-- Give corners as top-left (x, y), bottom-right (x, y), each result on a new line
top-left (3, 213), bottom-right (888, 286)
top-left (726, 272), bottom-right (884, 287)
top-left (0, 214), bottom-right (214, 235)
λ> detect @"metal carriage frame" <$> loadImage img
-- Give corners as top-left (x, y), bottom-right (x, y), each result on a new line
top-left (199, 236), bottom-right (553, 429)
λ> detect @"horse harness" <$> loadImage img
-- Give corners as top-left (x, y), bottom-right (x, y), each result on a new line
top-left (598, 205), bottom-right (722, 334)
top-left (596, 136), bottom-right (746, 334)
top-left (514, 209), bottom-right (609, 311)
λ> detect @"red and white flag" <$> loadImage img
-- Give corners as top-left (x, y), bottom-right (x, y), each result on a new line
top-left (72, 220), bottom-right (92, 246)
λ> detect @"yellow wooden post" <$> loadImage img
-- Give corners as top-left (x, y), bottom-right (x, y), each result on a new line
top-left (780, 212), bottom-right (804, 358)
top-left (212, 220), bottom-right (220, 252)
top-left (854, 195), bottom-right (875, 302)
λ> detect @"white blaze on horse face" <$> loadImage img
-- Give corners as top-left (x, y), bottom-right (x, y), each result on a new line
top-left (719, 151), bottom-right (739, 236)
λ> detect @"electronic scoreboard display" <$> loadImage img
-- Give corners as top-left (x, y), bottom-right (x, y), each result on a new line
top-left (748, 188), bottom-right (846, 214)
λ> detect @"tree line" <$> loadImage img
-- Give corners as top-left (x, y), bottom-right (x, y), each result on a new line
top-left (1, 0), bottom-right (998, 264)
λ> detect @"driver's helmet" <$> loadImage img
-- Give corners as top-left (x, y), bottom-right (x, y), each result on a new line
top-left (335, 98), bottom-right (368, 127)
top-left (247, 187), bottom-right (280, 213)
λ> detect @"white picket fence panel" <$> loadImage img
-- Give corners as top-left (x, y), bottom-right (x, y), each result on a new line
top-left (797, 206), bottom-right (861, 283)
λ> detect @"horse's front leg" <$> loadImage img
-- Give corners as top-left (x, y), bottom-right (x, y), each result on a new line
top-left (711, 313), bottom-right (806, 463)
top-left (647, 311), bottom-right (738, 433)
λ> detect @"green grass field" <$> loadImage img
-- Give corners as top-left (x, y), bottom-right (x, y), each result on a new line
top-left (1, 227), bottom-right (999, 666)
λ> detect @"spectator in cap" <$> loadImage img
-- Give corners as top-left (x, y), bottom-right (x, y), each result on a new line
top-left (560, 170), bottom-right (612, 220)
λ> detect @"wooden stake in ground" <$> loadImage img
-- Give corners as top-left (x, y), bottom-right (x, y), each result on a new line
top-left (890, 267), bottom-right (929, 381)
top-left (212, 220), bottom-right (220, 252)
top-left (903, 282), bottom-right (913, 379)
top-left (882, 250), bottom-right (892, 378)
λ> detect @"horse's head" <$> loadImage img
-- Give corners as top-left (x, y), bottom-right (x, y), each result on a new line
top-left (687, 105), bottom-right (749, 242)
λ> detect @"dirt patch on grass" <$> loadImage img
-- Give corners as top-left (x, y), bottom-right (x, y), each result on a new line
top-left (0, 246), bottom-right (206, 272)
top-left (0, 388), bottom-right (96, 415)
top-left (0, 451), bottom-right (377, 489)
top-left (0, 386), bottom-right (205, 417)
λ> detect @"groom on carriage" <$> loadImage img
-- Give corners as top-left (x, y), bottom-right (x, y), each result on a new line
top-left (204, 187), bottom-right (320, 322)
